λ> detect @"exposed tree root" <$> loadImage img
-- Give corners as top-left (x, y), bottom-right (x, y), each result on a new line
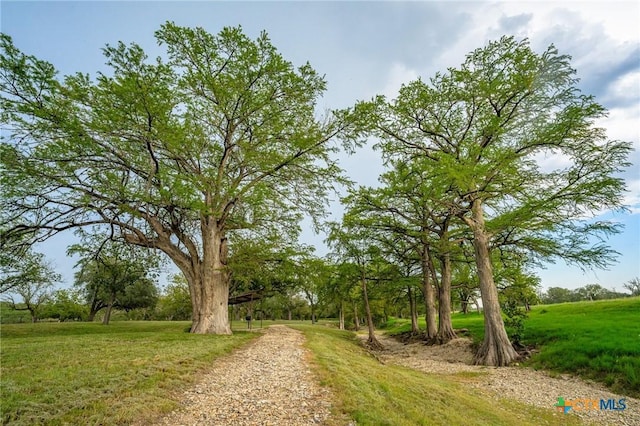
top-left (365, 335), bottom-right (385, 351)
top-left (473, 338), bottom-right (520, 366)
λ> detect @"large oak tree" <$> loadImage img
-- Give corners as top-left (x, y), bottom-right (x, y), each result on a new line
top-left (0, 23), bottom-right (347, 334)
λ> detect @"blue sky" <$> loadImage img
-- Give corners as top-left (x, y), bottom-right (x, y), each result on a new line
top-left (2, 1), bottom-right (639, 291)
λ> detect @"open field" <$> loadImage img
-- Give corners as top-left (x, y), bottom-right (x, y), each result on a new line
top-left (384, 297), bottom-right (640, 397)
top-left (2, 298), bottom-right (636, 425)
top-left (295, 325), bottom-right (580, 426)
top-left (0, 321), bottom-right (257, 425)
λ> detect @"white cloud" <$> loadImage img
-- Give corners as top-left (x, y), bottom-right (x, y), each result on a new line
top-left (623, 177), bottom-right (640, 214)
top-left (607, 70), bottom-right (640, 106)
top-left (596, 104), bottom-right (640, 148)
top-left (532, 150), bottom-right (574, 173)
top-left (380, 62), bottom-right (419, 100)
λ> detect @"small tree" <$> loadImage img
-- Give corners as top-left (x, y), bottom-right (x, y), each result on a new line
top-left (71, 236), bottom-right (160, 324)
top-left (3, 251), bottom-right (59, 322)
top-left (623, 278), bottom-right (640, 296)
top-left (327, 221), bottom-right (384, 350)
top-left (43, 289), bottom-right (88, 321)
top-left (576, 283), bottom-right (605, 301)
top-left (155, 274), bottom-right (192, 321)
top-left (542, 287), bottom-right (576, 304)
top-left (295, 256), bottom-right (332, 324)
top-left (118, 277), bottom-right (159, 318)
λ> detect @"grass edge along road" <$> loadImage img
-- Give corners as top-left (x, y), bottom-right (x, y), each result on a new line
top-left (384, 297), bottom-right (640, 398)
top-left (0, 321), bottom-right (258, 426)
top-left (295, 325), bottom-right (581, 426)
top-left (2, 304), bottom-right (632, 426)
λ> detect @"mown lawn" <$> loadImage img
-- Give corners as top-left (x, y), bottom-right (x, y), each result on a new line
top-left (0, 321), bottom-right (257, 425)
top-left (295, 325), bottom-right (580, 426)
top-left (2, 301), bottom-right (635, 425)
top-left (383, 297), bottom-right (640, 397)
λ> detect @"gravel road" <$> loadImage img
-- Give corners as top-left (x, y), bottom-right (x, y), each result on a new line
top-left (152, 326), bottom-right (637, 426)
top-left (375, 334), bottom-right (640, 426)
top-left (154, 325), bottom-right (335, 426)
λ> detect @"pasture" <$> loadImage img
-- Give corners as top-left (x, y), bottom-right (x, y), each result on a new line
top-left (1, 298), bottom-right (637, 425)
top-left (0, 321), bottom-right (257, 425)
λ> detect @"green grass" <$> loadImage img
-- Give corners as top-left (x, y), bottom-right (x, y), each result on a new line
top-left (383, 297), bottom-right (640, 397)
top-left (295, 325), bottom-right (580, 426)
top-left (2, 304), bottom-right (634, 425)
top-left (230, 318), bottom-right (336, 330)
top-left (0, 321), bottom-right (258, 425)
top-left (524, 298), bottom-right (640, 397)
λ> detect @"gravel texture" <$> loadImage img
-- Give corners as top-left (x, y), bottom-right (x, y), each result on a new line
top-left (154, 325), bottom-right (335, 426)
top-left (374, 333), bottom-right (640, 426)
top-left (152, 326), bottom-right (638, 425)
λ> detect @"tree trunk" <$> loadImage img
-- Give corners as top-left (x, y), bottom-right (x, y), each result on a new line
top-left (189, 273), bottom-right (231, 334)
top-left (353, 302), bottom-right (360, 332)
top-left (102, 302), bottom-right (113, 325)
top-left (361, 271), bottom-right (383, 350)
top-left (88, 310), bottom-right (97, 322)
top-left (339, 301), bottom-right (345, 330)
top-left (461, 296), bottom-right (469, 315)
top-left (287, 308), bottom-right (292, 321)
top-left (408, 286), bottom-right (419, 333)
top-left (189, 223), bottom-right (231, 334)
top-left (88, 287), bottom-right (101, 322)
top-left (435, 253), bottom-right (457, 344)
top-left (466, 199), bottom-right (518, 366)
top-left (421, 243), bottom-right (437, 339)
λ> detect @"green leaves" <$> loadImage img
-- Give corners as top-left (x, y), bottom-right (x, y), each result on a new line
top-left (347, 36), bottom-right (632, 271)
top-left (1, 23), bottom-right (347, 281)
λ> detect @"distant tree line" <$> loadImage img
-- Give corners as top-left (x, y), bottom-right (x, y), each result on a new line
top-left (540, 279), bottom-right (639, 304)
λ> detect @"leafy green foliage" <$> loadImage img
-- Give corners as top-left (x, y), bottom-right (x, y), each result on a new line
top-left (0, 25), bottom-right (345, 242)
top-left (41, 289), bottom-right (88, 321)
top-left (353, 35), bottom-right (632, 270)
top-left (0, 249), bottom-right (59, 295)
top-left (154, 274), bottom-right (192, 321)
top-left (70, 237), bottom-right (160, 323)
top-left (1, 251), bottom-right (60, 322)
top-left (1, 23), bottom-right (349, 333)
top-left (501, 300), bottom-right (527, 346)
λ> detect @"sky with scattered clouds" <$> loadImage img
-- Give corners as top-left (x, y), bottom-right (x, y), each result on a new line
top-left (2, 1), bottom-right (639, 291)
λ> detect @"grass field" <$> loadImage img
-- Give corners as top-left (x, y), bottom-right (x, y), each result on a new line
top-left (1, 298), bottom-right (635, 425)
top-left (383, 297), bottom-right (640, 397)
top-left (0, 321), bottom-right (258, 425)
top-left (295, 325), bottom-right (580, 426)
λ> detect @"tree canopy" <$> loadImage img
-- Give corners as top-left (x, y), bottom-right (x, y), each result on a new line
top-left (345, 36), bottom-right (632, 365)
top-left (1, 23), bottom-right (349, 334)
